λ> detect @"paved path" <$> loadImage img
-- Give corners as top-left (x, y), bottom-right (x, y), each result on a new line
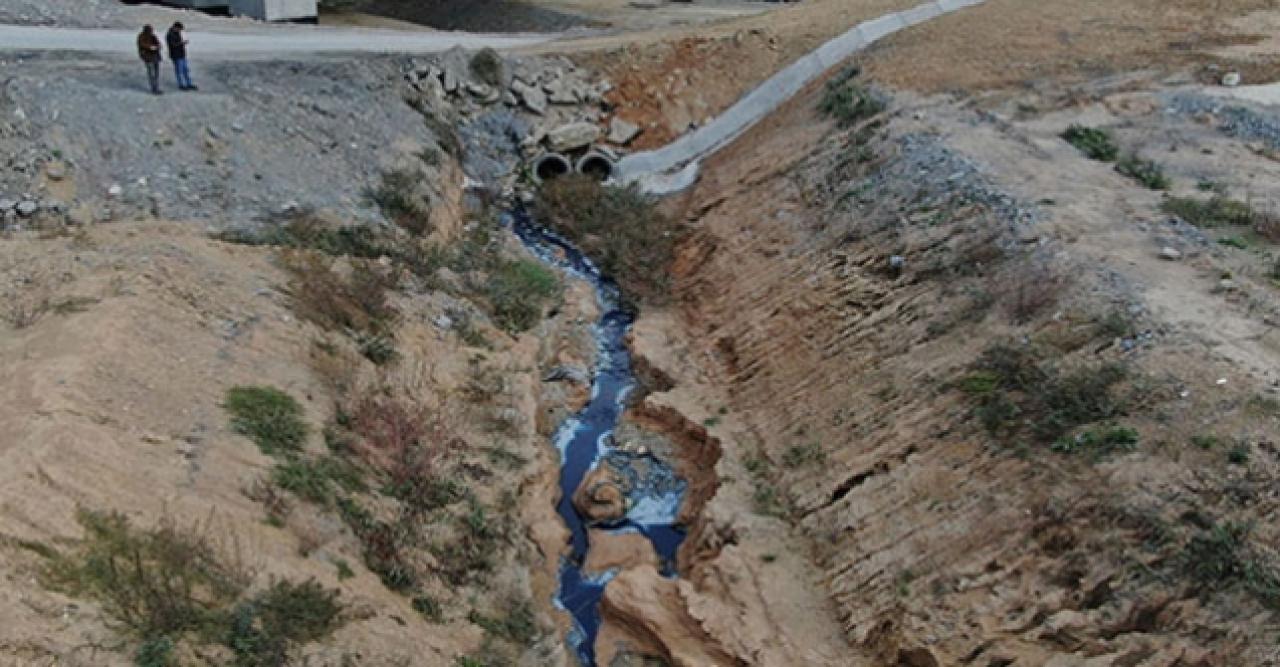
top-left (618, 0), bottom-right (987, 193)
top-left (0, 23), bottom-right (549, 58)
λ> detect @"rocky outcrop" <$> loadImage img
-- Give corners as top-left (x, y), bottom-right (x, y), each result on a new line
top-left (596, 565), bottom-right (743, 666)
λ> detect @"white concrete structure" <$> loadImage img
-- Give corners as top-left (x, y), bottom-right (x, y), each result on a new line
top-left (228, 0), bottom-right (318, 22)
top-left (617, 0), bottom-right (988, 194)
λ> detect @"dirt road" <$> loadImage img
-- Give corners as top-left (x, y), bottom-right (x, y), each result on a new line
top-left (0, 23), bottom-right (549, 58)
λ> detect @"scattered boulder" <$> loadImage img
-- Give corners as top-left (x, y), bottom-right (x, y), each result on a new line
top-left (511, 79), bottom-right (548, 115)
top-left (573, 465), bottom-right (628, 523)
top-left (547, 121), bottom-right (601, 152)
top-left (1222, 72), bottom-right (1242, 87)
top-left (45, 161), bottom-right (67, 181)
top-left (545, 78), bottom-right (580, 105)
top-left (0, 198), bottom-right (15, 212)
top-left (15, 200), bottom-right (37, 217)
top-left (607, 117), bottom-right (642, 145)
top-left (1159, 247), bottom-right (1183, 261)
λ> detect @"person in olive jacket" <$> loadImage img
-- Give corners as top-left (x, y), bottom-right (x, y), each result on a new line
top-left (166, 22), bottom-right (197, 91)
top-left (137, 25), bottom-right (163, 95)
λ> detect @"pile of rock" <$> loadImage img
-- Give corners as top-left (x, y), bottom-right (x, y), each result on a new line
top-left (0, 195), bottom-right (68, 230)
top-left (404, 48), bottom-right (641, 163)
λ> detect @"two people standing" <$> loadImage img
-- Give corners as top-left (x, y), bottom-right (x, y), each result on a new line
top-left (136, 23), bottom-right (198, 95)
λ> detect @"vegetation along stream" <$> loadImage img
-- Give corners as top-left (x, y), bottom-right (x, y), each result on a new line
top-left (507, 208), bottom-right (687, 665)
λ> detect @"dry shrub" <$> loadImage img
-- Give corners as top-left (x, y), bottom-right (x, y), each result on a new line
top-left (281, 251), bottom-right (397, 337)
top-left (244, 477), bottom-right (292, 526)
top-left (536, 175), bottom-right (678, 307)
top-left (1001, 259), bottom-right (1069, 324)
top-left (349, 393), bottom-right (441, 490)
top-left (1254, 207), bottom-right (1280, 243)
top-left (5, 297), bottom-right (50, 329)
top-left (309, 337), bottom-right (360, 397)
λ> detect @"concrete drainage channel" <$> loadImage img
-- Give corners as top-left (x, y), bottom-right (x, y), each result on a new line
top-left (615, 0), bottom-right (988, 194)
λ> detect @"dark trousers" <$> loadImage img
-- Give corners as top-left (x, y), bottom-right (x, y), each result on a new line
top-left (144, 60), bottom-right (160, 93)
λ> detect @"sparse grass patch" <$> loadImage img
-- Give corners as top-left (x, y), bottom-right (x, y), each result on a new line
top-left (1115, 154), bottom-right (1170, 190)
top-left (1218, 235), bottom-right (1251, 250)
top-left (217, 212), bottom-right (390, 259)
top-left (782, 442), bottom-right (826, 468)
top-left (1180, 521), bottom-right (1280, 608)
top-left (271, 456), bottom-right (366, 506)
top-left (365, 168), bottom-right (432, 235)
top-left (1161, 195), bottom-right (1257, 228)
top-left (467, 594), bottom-right (539, 647)
top-left (280, 252), bottom-right (398, 363)
top-left (1001, 260), bottom-right (1067, 324)
top-left (1191, 434), bottom-right (1220, 450)
top-left (413, 594), bottom-right (444, 623)
top-left (1061, 125), bottom-right (1119, 162)
top-left (1228, 442), bottom-right (1251, 465)
top-left (819, 67), bottom-right (887, 127)
top-left (536, 175), bottom-right (679, 307)
top-left (225, 578), bottom-right (344, 667)
top-left (966, 343), bottom-right (1130, 446)
top-left (224, 386), bottom-right (308, 456)
top-left (486, 259), bottom-right (560, 334)
top-left (1052, 424), bottom-right (1138, 459)
top-left (42, 511), bottom-right (343, 664)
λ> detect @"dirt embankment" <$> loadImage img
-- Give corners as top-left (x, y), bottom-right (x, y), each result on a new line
top-left (612, 2), bottom-right (1280, 664)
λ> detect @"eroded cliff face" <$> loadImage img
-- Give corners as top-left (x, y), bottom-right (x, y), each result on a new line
top-left (617, 72), bottom-right (1280, 664)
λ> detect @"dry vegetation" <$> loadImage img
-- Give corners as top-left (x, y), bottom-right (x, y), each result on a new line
top-left (535, 175), bottom-right (678, 308)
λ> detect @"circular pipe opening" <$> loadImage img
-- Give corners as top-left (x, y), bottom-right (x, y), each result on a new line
top-left (576, 153), bottom-right (615, 182)
top-left (533, 153), bottom-right (572, 184)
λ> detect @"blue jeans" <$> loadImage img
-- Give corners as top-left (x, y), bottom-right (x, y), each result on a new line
top-left (173, 58), bottom-right (194, 89)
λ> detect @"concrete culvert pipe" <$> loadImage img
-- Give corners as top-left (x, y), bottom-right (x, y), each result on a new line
top-left (532, 153), bottom-right (572, 184)
top-left (576, 151), bottom-right (616, 182)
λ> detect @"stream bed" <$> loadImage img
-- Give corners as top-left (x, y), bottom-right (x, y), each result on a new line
top-left (505, 209), bottom-right (687, 665)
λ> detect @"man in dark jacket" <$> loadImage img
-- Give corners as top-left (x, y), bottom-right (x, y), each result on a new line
top-left (166, 22), bottom-right (197, 91)
top-left (137, 25), bottom-right (162, 95)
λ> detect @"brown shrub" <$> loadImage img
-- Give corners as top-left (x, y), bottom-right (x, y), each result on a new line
top-left (1001, 259), bottom-right (1069, 324)
top-left (536, 175), bottom-right (679, 307)
top-left (349, 394), bottom-right (441, 490)
top-left (281, 252), bottom-right (397, 336)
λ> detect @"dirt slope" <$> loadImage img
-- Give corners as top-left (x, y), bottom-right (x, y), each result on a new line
top-left (608, 1), bottom-right (1280, 665)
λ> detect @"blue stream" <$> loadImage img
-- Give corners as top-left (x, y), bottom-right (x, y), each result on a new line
top-left (504, 209), bottom-right (687, 666)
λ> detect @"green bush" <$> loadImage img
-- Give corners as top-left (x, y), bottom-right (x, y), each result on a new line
top-left (819, 68), bottom-right (886, 127)
top-left (486, 259), bottom-right (560, 333)
top-left (134, 636), bottom-right (176, 667)
top-left (48, 511), bottom-right (249, 646)
top-left (1161, 196), bottom-right (1258, 228)
top-left (536, 176), bottom-right (678, 307)
top-left (225, 579), bottom-right (344, 667)
top-left (1060, 125), bottom-right (1119, 162)
top-left (271, 456), bottom-right (365, 506)
top-left (966, 343), bottom-right (1129, 445)
top-left (1115, 154), bottom-right (1170, 190)
top-left (224, 386), bottom-right (308, 456)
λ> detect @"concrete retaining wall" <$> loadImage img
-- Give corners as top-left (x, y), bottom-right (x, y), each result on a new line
top-left (617, 0), bottom-right (987, 193)
top-left (227, 0), bottom-right (317, 21)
